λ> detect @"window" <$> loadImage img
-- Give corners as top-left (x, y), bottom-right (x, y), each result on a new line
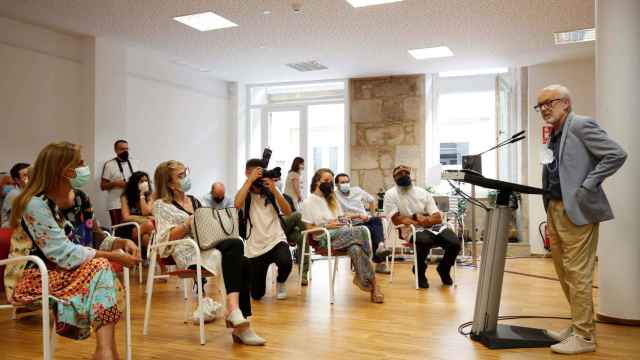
top-left (247, 81), bottom-right (347, 195)
top-left (429, 72), bottom-right (518, 195)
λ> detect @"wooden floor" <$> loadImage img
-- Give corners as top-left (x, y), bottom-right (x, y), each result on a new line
top-left (1, 257), bottom-right (639, 360)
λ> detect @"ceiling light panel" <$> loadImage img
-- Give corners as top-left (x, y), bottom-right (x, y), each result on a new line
top-left (408, 46), bottom-right (454, 60)
top-left (346, 0), bottom-right (404, 8)
top-left (173, 11), bottom-right (238, 32)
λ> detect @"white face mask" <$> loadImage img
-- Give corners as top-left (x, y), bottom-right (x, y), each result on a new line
top-left (338, 183), bottom-right (350, 193)
top-left (138, 181), bottom-right (149, 193)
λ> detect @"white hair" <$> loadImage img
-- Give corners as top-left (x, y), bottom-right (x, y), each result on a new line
top-left (542, 84), bottom-right (572, 100)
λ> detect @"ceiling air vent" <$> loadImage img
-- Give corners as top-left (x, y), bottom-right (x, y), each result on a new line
top-left (286, 60), bottom-right (328, 72)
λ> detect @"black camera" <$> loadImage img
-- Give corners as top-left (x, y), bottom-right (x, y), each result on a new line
top-left (253, 148), bottom-right (282, 191)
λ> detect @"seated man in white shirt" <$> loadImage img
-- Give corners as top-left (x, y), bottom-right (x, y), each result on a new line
top-left (201, 181), bottom-right (234, 209)
top-left (235, 159), bottom-right (293, 300)
top-left (383, 165), bottom-right (461, 289)
top-left (334, 173), bottom-right (391, 274)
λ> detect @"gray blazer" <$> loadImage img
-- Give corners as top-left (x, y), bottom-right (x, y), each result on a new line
top-left (543, 112), bottom-right (627, 226)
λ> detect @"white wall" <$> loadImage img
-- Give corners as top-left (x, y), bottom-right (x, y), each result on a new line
top-left (91, 39), bottom-right (230, 225)
top-left (526, 57), bottom-right (595, 253)
top-left (0, 17), bottom-right (83, 170)
top-left (0, 16), bottom-right (232, 227)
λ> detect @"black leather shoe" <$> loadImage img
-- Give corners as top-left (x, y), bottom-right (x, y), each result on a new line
top-left (418, 276), bottom-right (429, 289)
top-left (412, 266), bottom-right (429, 288)
top-left (437, 265), bottom-right (453, 286)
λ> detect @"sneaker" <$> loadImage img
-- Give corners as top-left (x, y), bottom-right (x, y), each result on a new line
top-left (375, 262), bottom-right (391, 274)
top-left (550, 334), bottom-right (596, 354)
top-left (192, 297), bottom-right (221, 324)
top-left (546, 326), bottom-right (573, 342)
top-left (375, 244), bottom-right (392, 259)
top-left (276, 282), bottom-right (288, 300)
top-left (436, 265), bottom-right (453, 286)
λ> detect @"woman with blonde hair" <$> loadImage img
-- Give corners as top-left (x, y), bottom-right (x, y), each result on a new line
top-left (300, 168), bottom-right (384, 303)
top-left (152, 160), bottom-right (264, 346)
top-left (4, 141), bottom-right (140, 360)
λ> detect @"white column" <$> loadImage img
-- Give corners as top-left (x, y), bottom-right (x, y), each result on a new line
top-left (596, 0), bottom-right (640, 323)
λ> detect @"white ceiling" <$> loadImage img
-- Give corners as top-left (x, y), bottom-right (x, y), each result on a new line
top-left (0, 0), bottom-right (595, 83)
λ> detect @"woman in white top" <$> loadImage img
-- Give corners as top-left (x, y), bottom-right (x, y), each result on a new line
top-left (284, 157), bottom-right (305, 208)
top-left (151, 160), bottom-right (265, 346)
top-left (300, 168), bottom-right (384, 303)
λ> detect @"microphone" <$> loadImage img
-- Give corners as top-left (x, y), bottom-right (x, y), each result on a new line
top-left (478, 131), bottom-right (526, 155)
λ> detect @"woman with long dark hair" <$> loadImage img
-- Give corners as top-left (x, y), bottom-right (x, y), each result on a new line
top-left (120, 171), bottom-right (155, 247)
top-left (284, 157), bottom-right (305, 208)
top-left (300, 168), bottom-right (384, 303)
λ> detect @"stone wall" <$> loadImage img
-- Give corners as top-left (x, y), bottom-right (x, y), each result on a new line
top-left (349, 75), bottom-right (425, 195)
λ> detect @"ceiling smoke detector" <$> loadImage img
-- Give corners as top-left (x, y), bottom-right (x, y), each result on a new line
top-left (286, 60), bottom-right (328, 72)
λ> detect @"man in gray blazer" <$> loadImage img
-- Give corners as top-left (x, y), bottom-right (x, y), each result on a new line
top-left (536, 84), bottom-right (627, 354)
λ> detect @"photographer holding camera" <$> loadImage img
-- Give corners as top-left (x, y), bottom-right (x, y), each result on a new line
top-left (235, 155), bottom-right (293, 301)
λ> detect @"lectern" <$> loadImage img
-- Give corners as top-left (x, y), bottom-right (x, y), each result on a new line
top-left (444, 169), bottom-right (557, 349)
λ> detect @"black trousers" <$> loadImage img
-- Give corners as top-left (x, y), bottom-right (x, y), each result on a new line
top-left (363, 217), bottom-right (386, 263)
top-left (249, 242), bottom-right (293, 300)
top-left (412, 228), bottom-right (461, 276)
top-left (190, 238), bottom-right (252, 318)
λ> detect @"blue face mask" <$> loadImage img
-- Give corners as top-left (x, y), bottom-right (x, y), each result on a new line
top-left (70, 166), bottom-right (91, 189)
top-left (179, 176), bottom-right (192, 192)
top-left (2, 185), bottom-right (14, 196)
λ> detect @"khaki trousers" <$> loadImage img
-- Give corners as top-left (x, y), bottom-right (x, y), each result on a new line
top-left (547, 200), bottom-right (599, 338)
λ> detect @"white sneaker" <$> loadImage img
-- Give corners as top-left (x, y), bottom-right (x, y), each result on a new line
top-left (545, 326), bottom-right (573, 342)
top-left (192, 297), bottom-right (221, 324)
top-left (276, 282), bottom-right (288, 300)
top-left (550, 334), bottom-right (596, 354)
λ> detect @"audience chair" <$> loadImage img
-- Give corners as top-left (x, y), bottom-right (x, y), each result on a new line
top-left (143, 231), bottom-right (229, 345)
top-left (388, 223), bottom-right (458, 289)
top-left (111, 222), bottom-right (143, 283)
top-left (298, 225), bottom-right (373, 304)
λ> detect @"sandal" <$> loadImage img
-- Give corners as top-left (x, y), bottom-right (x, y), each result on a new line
top-left (370, 288), bottom-right (384, 303)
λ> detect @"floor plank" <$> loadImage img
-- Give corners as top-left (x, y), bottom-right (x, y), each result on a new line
top-left (1, 257), bottom-right (638, 359)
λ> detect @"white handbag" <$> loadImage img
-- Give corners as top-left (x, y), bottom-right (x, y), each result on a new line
top-left (193, 207), bottom-right (240, 250)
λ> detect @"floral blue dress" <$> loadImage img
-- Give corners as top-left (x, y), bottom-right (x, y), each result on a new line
top-left (3, 193), bottom-right (122, 340)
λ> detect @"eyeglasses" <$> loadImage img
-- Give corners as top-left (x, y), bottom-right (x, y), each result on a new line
top-left (177, 167), bottom-right (191, 179)
top-left (534, 98), bottom-right (564, 112)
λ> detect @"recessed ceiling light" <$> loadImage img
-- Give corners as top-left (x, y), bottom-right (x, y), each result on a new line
top-left (408, 46), bottom-right (454, 60)
top-left (346, 0), bottom-right (404, 7)
top-left (554, 28), bottom-right (595, 45)
top-left (439, 67), bottom-right (509, 77)
top-left (262, 10), bottom-right (272, 15)
top-left (173, 11), bottom-right (238, 32)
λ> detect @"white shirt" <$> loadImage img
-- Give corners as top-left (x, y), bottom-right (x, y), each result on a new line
top-left (245, 193), bottom-right (287, 258)
top-left (284, 171), bottom-right (304, 203)
top-left (101, 158), bottom-right (137, 210)
top-left (301, 193), bottom-right (344, 226)
top-left (0, 188), bottom-right (20, 228)
top-left (383, 185), bottom-right (440, 232)
top-left (200, 194), bottom-right (234, 209)
top-left (335, 186), bottom-right (375, 215)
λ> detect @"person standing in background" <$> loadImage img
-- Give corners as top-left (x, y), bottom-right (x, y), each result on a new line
top-left (284, 157), bottom-right (305, 209)
top-left (100, 140), bottom-right (137, 226)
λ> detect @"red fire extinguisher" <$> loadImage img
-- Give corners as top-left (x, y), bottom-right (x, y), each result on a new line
top-left (539, 221), bottom-right (551, 251)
